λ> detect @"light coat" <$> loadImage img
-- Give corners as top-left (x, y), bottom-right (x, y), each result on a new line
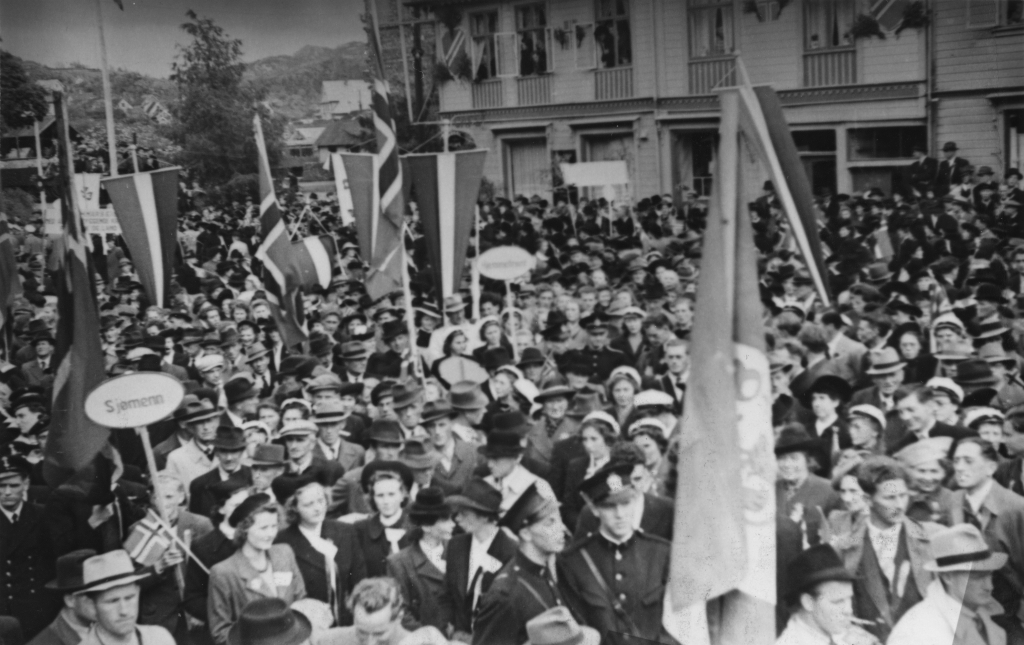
top-left (887, 579), bottom-right (1006, 645)
top-left (165, 439), bottom-right (217, 488)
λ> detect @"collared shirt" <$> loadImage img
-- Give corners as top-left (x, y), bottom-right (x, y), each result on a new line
top-left (437, 440), bottom-right (456, 473)
top-left (318, 439), bottom-right (341, 461)
top-left (485, 464), bottom-right (556, 514)
top-left (450, 421), bottom-right (479, 445)
top-left (380, 511), bottom-right (406, 554)
top-left (290, 453), bottom-right (314, 475)
top-left (814, 414), bottom-right (839, 437)
top-left (966, 479), bottom-right (995, 515)
top-left (37, 356), bottom-right (50, 371)
top-left (468, 529), bottom-right (499, 592)
top-left (776, 613), bottom-right (838, 645)
top-left (866, 519), bottom-right (902, 582)
top-left (584, 455), bottom-right (610, 480)
top-left (879, 393), bottom-right (895, 412)
top-left (420, 539), bottom-right (446, 574)
top-left (1, 502), bottom-right (24, 524)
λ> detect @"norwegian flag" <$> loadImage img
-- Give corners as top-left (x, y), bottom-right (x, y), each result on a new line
top-left (124, 510), bottom-right (174, 568)
top-left (363, 0), bottom-right (406, 300)
top-left (43, 93), bottom-right (110, 488)
top-left (253, 114), bottom-right (310, 348)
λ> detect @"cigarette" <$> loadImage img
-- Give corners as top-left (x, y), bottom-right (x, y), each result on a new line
top-left (848, 617), bottom-right (876, 626)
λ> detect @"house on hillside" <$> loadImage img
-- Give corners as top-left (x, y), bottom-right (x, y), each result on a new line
top-left (320, 80), bottom-right (372, 119)
top-left (315, 118), bottom-right (367, 164)
top-left (117, 99), bottom-right (134, 112)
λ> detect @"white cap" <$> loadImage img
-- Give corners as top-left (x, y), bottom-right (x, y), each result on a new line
top-left (194, 354), bottom-right (225, 372)
top-left (962, 407), bottom-right (1005, 429)
top-left (927, 377), bottom-right (965, 404)
top-left (608, 366), bottom-right (642, 387)
top-left (581, 411), bottom-right (621, 436)
top-left (628, 418), bottom-right (669, 440)
top-left (634, 389), bottom-right (674, 408)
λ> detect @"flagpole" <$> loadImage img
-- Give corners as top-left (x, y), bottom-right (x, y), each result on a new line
top-left (718, 89), bottom-right (740, 307)
top-left (95, 0), bottom-right (118, 176)
top-left (471, 205), bottom-right (481, 322)
top-left (400, 223), bottom-right (425, 387)
top-left (34, 121), bottom-right (46, 206)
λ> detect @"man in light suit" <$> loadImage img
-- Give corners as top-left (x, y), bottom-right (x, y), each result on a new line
top-left (820, 311), bottom-right (867, 384)
top-left (851, 347), bottom-right (909, 453)
top-left (950, 438), bottom-right (1024, 640)
top-left (165, 399), bottom-right (222, 488)
top-left (312, 399), bottom-right (366, 472)
top-left (421, 401), bottom-right (478, 497)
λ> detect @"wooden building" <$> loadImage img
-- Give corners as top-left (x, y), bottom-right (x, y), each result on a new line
top-left (385, 0), bottom-right (1021, 203)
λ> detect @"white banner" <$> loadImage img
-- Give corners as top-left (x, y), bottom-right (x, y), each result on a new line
top-left (559, 161), bottom-right (629, 187)
top-left (74, 173), bottom-right (102, 211)
top-left (83, 209), bottom-right (122, 235)
top-left (44, 201), bottom-right (62, 237)
top-left (331, 153), bottom-right (356, 226)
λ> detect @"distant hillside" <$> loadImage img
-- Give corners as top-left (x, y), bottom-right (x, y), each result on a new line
top-left (17, 41), bottom-right (369, 147)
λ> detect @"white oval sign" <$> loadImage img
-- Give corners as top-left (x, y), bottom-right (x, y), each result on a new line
top-left (477, 246), bottom-right (536, 281)
top-left (85, 373), bottom-right (186, 429)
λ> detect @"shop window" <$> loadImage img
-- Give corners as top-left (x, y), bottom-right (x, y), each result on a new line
top-left (848, 126), bottom-right (927, 160)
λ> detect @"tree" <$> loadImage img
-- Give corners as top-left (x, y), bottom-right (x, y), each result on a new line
top-left (1, 51), bottom-right (49, 135)
top-left (168, 11), bottom-right (284, 188)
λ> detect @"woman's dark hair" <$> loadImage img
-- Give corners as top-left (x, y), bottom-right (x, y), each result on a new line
top-left (478, 319), bottom-right (502, 343)
top-left (442, 330), bottom-right (468, 357)
top-left (630, 425), bottom-right (669, 455)
top-left (580, 419), bottom-right (620, 447)
top-left (855, 456), bottom-right (909, 496)
top-left (366, 471), bottom-right (409, 514)
top-left (232, 501), bottom-right (279, 549)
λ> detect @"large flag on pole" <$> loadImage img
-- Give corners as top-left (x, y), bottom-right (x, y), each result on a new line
top-left (102, 167), bottom-right (180, 307)
top-left (403, 150), bottom-right (487, 307)
top-left (333, 153), bottom-right (377, 262)
top-left (328, 153), bottom-right (357, 226)
top-left (253, 114), bottom-right (308, 347)
top-left (44, 93), bottom-right (110, 488)
top-left (363, 0), bottom-right (406, 301)
top-left (663, 87), bottom-right (777, 645)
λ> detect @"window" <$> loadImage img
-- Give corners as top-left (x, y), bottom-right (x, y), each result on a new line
top-left (751, 0), bottom-right (782, 22)
top-left (516, 4), bottom-right (550, 75)
top-left (688, 0), bottom-right (735, 58)
top-left (848, 126), bottom-right (927, 160)
top-left (595, 0), bottom-right (631, 68)
top-left (471, 12), bottom-right (499, 80)
top-left (966, 0), bottom-right (1024, 28)
top-left (804, 0), bottom-right (855, 50)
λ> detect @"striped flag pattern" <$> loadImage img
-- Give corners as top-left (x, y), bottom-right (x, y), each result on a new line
top-left (253, 115), bottom-right (338, 347)
top-left (403, 150), bottom-right (487, 306)
top-left (334, 153), bottom-right (376, 262)
top-left (364, 0), bottom-right (406, 300)
top-left (44, 93), bottom-right (110, 488)
top-left (0, 218), bottom-right (22, 327)
top-left (736, 86), bottom-right (831, 306)
top-left (102, 167), bottom-right (180, 306)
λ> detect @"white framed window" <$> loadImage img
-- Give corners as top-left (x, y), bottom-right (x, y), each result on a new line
top-left (688, 0), bottom-right (736, 59)
top-left (470, 11), bottom-right (500, 80)
top-left (515, 3), bottom-right (551, 76)
top-left (966, 0), bottom-right (1024, 28)
top-left (595, 0), bottom-right (631, 68)
top-left (804, 0), bottom-right (856, 50)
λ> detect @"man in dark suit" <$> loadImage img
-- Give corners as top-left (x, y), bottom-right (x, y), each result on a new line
top-left (366, 321), bottom-right (409, 379)
top-left (19, 332), bottom-right (56, 390)
top-left (574, 484), bottom-right (674, 541)
top-left (653, 338), bottom-right (688, 415)
top-left (891, 386), bottom-right (974, 454)
top-left (28, 549), bottom-right (98, 645)
top-left (0, 454), bottom-right (60, 640)
top-left (906, 144), bottom-right (938, 197)
top-left (851, 347), bottom-right (910, 452)
top-left (188, 426), bottom-right (252, 518)
top-left (281, 419), bottom-right (345, 486)
top-left (445, 479), bottom-right (517, 639)
top-left (936, 141), bottom-right (970, 197)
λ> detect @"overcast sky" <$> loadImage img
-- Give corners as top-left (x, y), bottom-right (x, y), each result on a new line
top-left (2, 0), bottom-right (365, 78)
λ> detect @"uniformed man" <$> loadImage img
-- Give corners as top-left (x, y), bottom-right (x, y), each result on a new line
top-left (556, 460), bottom-right (677, 645)
top-left (0, 453), bottom-right (60, 640)
top-left (472, 484), bottom-right (570, 645)
top-left (579, 315), bottom-right (627, 384)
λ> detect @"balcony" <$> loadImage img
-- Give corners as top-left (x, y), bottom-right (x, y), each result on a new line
top-left (803, 49), bottom-right (856, 87)
top-left (689, 58), bottom-right (737, 95)
top-left (471, 79), bottom-right (504, 109)
top-left (595, 67), bottom-right (633, 100)
top-left (517, 75), bottom-right (552, 106)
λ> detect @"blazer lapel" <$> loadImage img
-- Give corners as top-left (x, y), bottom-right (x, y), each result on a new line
top-left (412, 545), bottom-right (445, 583)
top-left (903, 519), bottom-right (934, 596)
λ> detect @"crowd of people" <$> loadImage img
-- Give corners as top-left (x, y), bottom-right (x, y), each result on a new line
top-left (1, 140), bottom-right (1024, 645)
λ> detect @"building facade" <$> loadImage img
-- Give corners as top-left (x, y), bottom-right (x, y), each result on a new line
top-left (407, 0), bottom-right (1022, 203)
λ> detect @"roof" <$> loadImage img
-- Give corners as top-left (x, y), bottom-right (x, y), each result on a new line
top-left (286, 127), bottom-right (327, 146)
top-left (3, 116), bottom-right (57, 140)
top-left (320, 80), bottom-right (372, 115)
top-left (315, 119), bottom-right (367, 149)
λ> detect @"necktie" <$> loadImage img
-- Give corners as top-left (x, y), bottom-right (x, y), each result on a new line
top-left (9, 513), bottom-right (17, 525)
top-left (964, 502), bottom-right (983, 531)
top-left (975, 615), bottom-right (989, 644)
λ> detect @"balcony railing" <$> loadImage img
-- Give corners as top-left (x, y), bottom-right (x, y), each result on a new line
top-left (595, 67), bottom-right (633, 100)
top-left (471, 79), bottom-right (504, 109)
top-left (517, 75), bottom-right (552, 106)
top-left (688, 57), bottom-right (736, 95)
top-left (803, 49), bottom-right (856, 87)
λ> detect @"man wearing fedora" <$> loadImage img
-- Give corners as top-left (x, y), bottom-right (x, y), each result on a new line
top-left (851, 347), bottom-right (909, 453)
top-left (189, 426), bottom-right (253, 518)
top-left (950, 438), bottom-right (1024, 638)
top-left (473, 484), bottom-right (570, 645)
top-left (444, 478), bottom-right (517, 638)
top-left (776, 425), bottom-right (841, 549)
top-left (527, 386), bottom-right (580, 476)
top-left (74, 550), bottom-right (174, 645)
top-left (367, 321), bottom-right (413, 380)
top-left (336, 342), bottom-right (371, 384)
top-left (892, 387), bottom-right (974, 454)
top-left (166, 398), bottom-right (224, 488)
top-left (480, 420), bottom-right (556, 516)
top-left (421, 401), bottom-right (477, 497)
top-left (312, 399), bottom-right (366, 473)
top-left (1, 453), bottom-right (60, 639)
top-left (828, 457), bottom-right (940, 642)
top-left (243, 343), bottom-right (274, 399)
top-left (224, 375), bottom-right (261, 428)
top-left (20, 331), bottom-right (56, 389)
top-left (29, 549), bottom-right (98, 645)
top-left (392, 383), bottom-right (428, 443)
top-left (908, 143), bottom-right (938, 198)
top-left (448, 381), bottom-right (489, 445)
top-left (331, 420), bottom-right (407, 517)
top-left (888, 524), bottom-right (1007, 645)
top-left (557, 461), bottom-right (674, 645)
top-left (225, 597), bottom-right (312, 645)
top-left (937, 141), bottom-right (971, 197)
top-left (776, 544), bottom-right (878, 645)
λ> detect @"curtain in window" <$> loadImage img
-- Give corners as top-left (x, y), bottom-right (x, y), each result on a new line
top-left (690, 6), bottom-right (733, 58)
top-left (805, 0), bottom-right (854, 50)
